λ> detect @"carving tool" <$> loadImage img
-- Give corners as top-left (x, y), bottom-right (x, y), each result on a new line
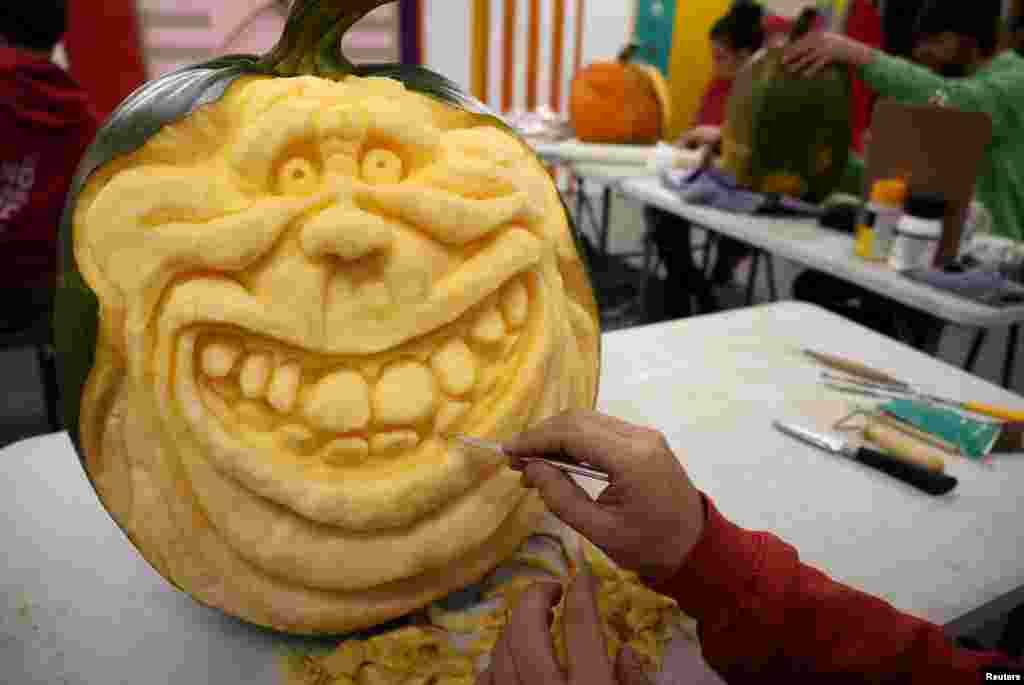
top-left (822, 373), bottom-right (1024, 423)
top-left (773, 421), bottom-right (957, 495)
top-left (803, 349), bottom-right (909, 388)
top-left (449, 434), bottom-right (610, 482)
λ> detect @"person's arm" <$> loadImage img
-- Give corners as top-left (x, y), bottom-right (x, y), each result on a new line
top-left (857, 51), bottom-right (1020, 141)
top-left (651, 493), bottom-right (1020, 683)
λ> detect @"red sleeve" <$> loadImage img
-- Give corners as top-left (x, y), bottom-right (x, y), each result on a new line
top-left (694, 79), bottom-right (732, 127)
top-left (844, 0), bottom-right (884, 154)
top-left (650, 494), bottom-right (1022, 683)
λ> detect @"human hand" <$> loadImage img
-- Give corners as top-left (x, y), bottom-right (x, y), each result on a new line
top-left (503, 410), bottom-right (706, 586)
top-left (475, 573), bottom-right (652, 685)
top-left (784, 31), bottom-right (874, 76)
top-left (676, 125), bottom-right (721, 150)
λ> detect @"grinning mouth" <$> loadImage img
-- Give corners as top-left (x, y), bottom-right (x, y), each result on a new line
top-left (182, 273), bottom-right (534, 468)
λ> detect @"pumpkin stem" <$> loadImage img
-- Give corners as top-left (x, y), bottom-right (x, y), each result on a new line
top-left (260, 0), bottom-right (395, 78)
top-left (617, 42), bottom-right (642, 63)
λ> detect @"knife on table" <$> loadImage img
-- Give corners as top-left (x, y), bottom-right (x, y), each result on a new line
top-left (773, 421), bottom-right (958, 496)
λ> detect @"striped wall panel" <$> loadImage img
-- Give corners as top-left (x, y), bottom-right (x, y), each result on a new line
top-left (471, 0), bottom-right (584, 115)
top-left (136, 0), bottom-right (404, 78)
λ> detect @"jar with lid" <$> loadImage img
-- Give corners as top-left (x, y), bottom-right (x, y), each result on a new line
top-left (888, 192), bottom-right (946, 271)
top-left (868, 178), bottom-right (908, 260)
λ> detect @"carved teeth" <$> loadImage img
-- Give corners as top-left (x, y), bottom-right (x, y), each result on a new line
top-left (201, 342), bottom-right (240, 378)
top-left (434, 400), bottom-right (471, 434)
top-left (470, 306), bottom-right (506, 344)
top-left (202, 276), bottom-right (531, 456)
top-left (373, 361), bottom-right (437, 425)
top-left (500, 280), bottom-right (529, 328)
top-left (279, 424), bottom-right (315, 453)
top-left (321, 438), bottom-right (370, 466)
top-left (267, 362), bottom-right (301, 413)
top-left (371, 430), bottom-right (420, 456)
top-left (239, 354), bottom-right (271, 399)
top-left (303, 370), bottom-right (371, 433)
top-left (359, 281), bottom-right (392, 309)
top-left (430, 339), bottom-right (477, 396)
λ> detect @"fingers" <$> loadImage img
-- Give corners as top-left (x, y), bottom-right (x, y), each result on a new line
top-left (562, 567), bottom-right (614, 684)
top-left (615, 646), bottom-right (653, 685)
top-left (475, 666), bottom-right (495, 685)
top-left (503, 410), bottom-right (640, 478)
top-left (520, 461), bottom-right (620, 543)
top-left (488, 614), bottom-right (521, 685)
top-left (504, 582), bottom-right (566, 684)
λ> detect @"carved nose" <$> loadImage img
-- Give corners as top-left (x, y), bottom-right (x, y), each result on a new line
top-left (300, 205), bottom-right (396, 262)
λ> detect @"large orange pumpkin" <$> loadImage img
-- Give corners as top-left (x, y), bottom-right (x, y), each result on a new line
top-left (569, 45), bottom-right (671, 145)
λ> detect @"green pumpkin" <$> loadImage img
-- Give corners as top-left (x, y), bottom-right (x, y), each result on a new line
top-left (719, 12), bottom-right (852, 203)
top-left (53, 0), bottom-right (601, 636)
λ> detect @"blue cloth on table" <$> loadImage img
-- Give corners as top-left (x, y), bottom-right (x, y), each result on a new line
top-left (903, 268), bottom-right (1024, 307)
top-left (660, 166), bottom-right (823, 217)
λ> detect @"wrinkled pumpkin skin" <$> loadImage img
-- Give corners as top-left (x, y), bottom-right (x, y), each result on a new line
top-left (54, 0), bottom-right (600, 637)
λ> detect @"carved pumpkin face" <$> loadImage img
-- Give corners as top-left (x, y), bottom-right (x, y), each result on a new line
top-left (71, 74), bottom-right (600, 634)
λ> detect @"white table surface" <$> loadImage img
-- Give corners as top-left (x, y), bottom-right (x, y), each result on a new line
top-left (4, 302), bottom-right (1024, 683)
top-left (532, 139), bottom-right (655, 166)
top-left (620, 175), bottom-right (1024, 329)
top-left (570, 162), bottom-right (653, 185)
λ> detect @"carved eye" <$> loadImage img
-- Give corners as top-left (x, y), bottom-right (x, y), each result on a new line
top-left (277, 158), bottom-right (321, 195)
top-left (361, 148), bottom-right (405, 185)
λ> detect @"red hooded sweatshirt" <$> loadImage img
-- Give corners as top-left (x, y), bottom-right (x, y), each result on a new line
top-left (0, 45), bottom-right (98, 290)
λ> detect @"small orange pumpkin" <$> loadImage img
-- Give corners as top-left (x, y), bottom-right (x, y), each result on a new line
top-left (569, 45), bottom-right (671, 145)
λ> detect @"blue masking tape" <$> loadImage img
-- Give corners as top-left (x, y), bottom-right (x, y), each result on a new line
top-left (880, 399), bottom-right (1002, 460)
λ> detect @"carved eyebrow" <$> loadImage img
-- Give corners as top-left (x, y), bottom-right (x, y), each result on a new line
top-left (361, 184), bottom-right (543, 245)
top-left (229, 101), bottom-right (319, 190)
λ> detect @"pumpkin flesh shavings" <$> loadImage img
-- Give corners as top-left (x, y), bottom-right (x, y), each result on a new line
top-left (286, 531), bottom-right (697, 684)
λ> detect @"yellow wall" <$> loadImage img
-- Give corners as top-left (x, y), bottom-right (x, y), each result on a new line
top-left (666, 0), bottom-right (734, 140)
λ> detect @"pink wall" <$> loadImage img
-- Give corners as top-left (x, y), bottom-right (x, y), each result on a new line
top-left (139, 0), bottom-right (401, 78)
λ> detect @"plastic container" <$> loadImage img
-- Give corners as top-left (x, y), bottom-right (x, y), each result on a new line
top-left (854, 207), bottom-right (877, 259)
top-left (888, 192), bottom-right (946, 271)
top-left (869, 179), bottom-right (908, 260)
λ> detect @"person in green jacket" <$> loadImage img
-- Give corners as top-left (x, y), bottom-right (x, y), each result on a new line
top-left (782, 0), bottom-right (1024, 350)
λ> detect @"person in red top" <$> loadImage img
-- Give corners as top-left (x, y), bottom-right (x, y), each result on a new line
top-left (644, 1), bottom-right (767, 320)
top-left (475, 410), bottom-right (1024, 684)
top-left (0, 1), bottom-right (98, 331)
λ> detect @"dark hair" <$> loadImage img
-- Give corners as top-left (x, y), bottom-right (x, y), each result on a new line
top-left (0, 1), bottom-right (67, 53)
top-left (711, 0), bottom-right (766, 54)
top-left (913, 0), bottom-right (1002, 56)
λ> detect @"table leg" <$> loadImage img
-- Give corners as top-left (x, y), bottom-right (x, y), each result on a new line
top-left (745, 251), bottom-right (761, 306)
top-left (574, 174), bottom-right (584, 229)
top-left (702, 230), bottom-right (718, 280)
top-left (36, 340), bottom-right (61, 432)
top-left (600, 187), bottom-right (612, 255)
top-left (765, 254), bottom-right (778, 302)
top-left (965, 329), bottom-right (987, 372)
top-left (1003, 324), bottom-right (1019, 389)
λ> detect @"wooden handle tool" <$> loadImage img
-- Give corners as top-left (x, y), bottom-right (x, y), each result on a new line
top-left (804, 349), bottom-right (909, 388)
top-left (864, 418), bottom-right (946, 473)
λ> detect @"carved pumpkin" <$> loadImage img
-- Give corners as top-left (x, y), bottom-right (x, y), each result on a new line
top-left (569, 45), bottom-right (671, 145)
top-left (54, 0), bottom-right (601, 636)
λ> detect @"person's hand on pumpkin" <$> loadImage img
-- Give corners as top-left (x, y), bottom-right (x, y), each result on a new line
top-left (784, 31), bottom-right (875, 76)
top-left (475, 573), bottom-right (652, 685)
top-left (502, 410), bottom-right (706, 586)
top-left (676, 125), bottom-right (721, 150)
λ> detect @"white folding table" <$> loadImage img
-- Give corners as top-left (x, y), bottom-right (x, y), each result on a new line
top-left (620, 174), bottom-right (1024, 386)
top-left (3, 303), bottom-right (1023, 683)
